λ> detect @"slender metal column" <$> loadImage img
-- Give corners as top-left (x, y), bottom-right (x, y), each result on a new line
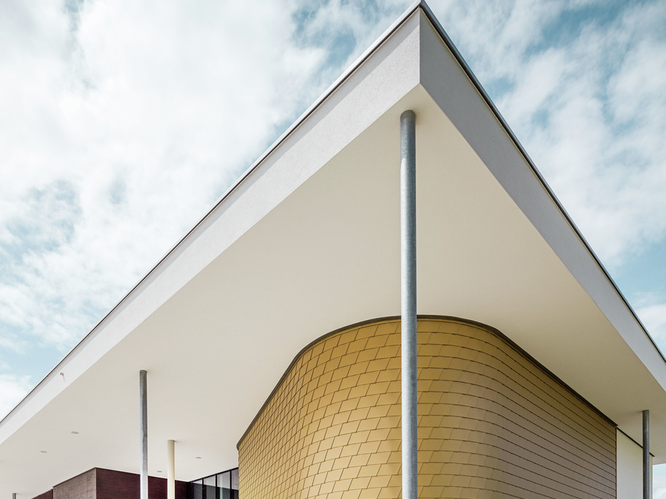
top-left (644, 410), bottom-right (651, 499)
top-left (12, 493), bottom-right (16, 499)
top-left (167, 440), bottom-right (176, 499)
top-left (140, 370), bottom-right (148, 499)
top-left (401, 109), bottom-right (417, 499)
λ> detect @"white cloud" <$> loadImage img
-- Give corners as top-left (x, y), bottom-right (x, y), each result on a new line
top-left (524, 2), bottom-right (666, 269)
top-left (290, 0), bottom-right (408, 92)
top-left (0, 374), bottom-right (32, 419)
top-left (637, 302), bottom-right (666, 351)
top-left (0, 0), bottom-right (420, 363)
top-left (0, 0), bottom-right (333, 355)
top-left (429, 0), bottom-right (569, 82)
top-left (427, 0), bottom-right (666, 270)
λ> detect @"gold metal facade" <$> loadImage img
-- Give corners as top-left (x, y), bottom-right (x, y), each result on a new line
top-left (238, 318), bottom-right (615, 499)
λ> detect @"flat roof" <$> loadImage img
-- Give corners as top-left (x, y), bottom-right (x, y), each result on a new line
top-left (2, 2), bottom-right (665, 497)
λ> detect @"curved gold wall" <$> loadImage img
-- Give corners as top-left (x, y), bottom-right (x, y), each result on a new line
top-left (238, 318), bottom-right (615, 499)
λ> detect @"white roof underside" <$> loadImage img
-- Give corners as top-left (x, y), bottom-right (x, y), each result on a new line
top-left (3, 4), bottom-right (666, 497)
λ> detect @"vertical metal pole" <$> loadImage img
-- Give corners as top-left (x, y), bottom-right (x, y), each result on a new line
top-left (12, 494), bottom-right (16, 499)
top-left (167, 440), bottom-right (175, 499)
top-left (401, 109), bottom-right (417, 499)
top-left (140, 370), bottom-right (148, 499)
top-left (644, 409), bottom-right (651, 499)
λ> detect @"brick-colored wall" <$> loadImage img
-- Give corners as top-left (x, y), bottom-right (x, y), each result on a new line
top-left (96, 468), bottom-right (188, 499)
top-left (238, 317), bottom-right (616, 499)
top-left (53, 469), bottom-right (96, 499)
top-left (37, 468), bottom-right (188, 499)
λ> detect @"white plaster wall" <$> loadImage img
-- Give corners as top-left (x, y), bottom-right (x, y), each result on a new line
top-left (618, 429), bottom-right (644, 498)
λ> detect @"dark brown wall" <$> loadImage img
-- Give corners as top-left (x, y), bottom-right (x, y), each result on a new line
top-left (96, 468), bottom-right (187, 499)
top-left (35, 468), bottom-right (187, 499)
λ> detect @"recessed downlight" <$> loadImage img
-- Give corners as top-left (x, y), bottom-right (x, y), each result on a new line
top-left (195, 456), bottom-right (202, 459)
top-left (157, 470), bottom-right (163, 473)
top-left (40, 450), bottom-right (47, 453)
top-left (71, 431), bottom-right (79, 434)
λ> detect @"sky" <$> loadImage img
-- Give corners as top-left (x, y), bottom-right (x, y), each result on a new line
top-left (1, 0), bottom-right (666, 492)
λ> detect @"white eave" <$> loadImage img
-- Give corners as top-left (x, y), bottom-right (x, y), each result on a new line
top-left (2, 3), bottom-right (665, 497)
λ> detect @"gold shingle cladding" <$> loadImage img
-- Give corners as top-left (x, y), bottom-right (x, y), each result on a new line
top-left (238, 317), bottom-right (616, 499)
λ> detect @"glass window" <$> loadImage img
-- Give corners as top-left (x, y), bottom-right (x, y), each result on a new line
top-left (188, 467), bottom-right (239, 499)
top-left (191, 480), bottom-right (204, 499)
top-left (231, 469), bottom-right (239, 490)
top-left (218, 471), bottom-right (231, 499)
top-left (218, 471), bottom-right (230, 489)
top-left (204, 476), bottom-right (216, 499)
top-left (231, 469), bottom-right (239, 499)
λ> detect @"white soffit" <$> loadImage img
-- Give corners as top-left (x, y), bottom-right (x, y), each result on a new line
top-left (1, 4), bottom-right (665, 497)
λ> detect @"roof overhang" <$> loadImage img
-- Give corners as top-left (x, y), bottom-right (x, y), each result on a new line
top-left (3, 3), bottom-right (666, 497)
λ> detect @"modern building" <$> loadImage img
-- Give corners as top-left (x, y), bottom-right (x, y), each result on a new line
top-left (1, 2), bottom-right (664, 498)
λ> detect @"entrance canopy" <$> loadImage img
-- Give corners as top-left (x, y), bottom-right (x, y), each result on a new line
top-left (2, 3), bottom-right (665, 498)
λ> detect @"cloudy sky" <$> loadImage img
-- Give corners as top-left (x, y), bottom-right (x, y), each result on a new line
top-left (1, 0), bottom-right (666, 491)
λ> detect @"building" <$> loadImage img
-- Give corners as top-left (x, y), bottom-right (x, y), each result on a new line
top-left (1, 2), bottom-right (664, 498)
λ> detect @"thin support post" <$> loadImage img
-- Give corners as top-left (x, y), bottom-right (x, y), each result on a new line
top-left (12, 494), bottom-right (16, 499)
top-left (401, 109), bottom-right (417, 499)
top-left (140, 370), bottom-right (148, 499)
top-left (644, 410), bottom-right (651, 499)
top-left (167, 440), bottom-right (176, 499)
